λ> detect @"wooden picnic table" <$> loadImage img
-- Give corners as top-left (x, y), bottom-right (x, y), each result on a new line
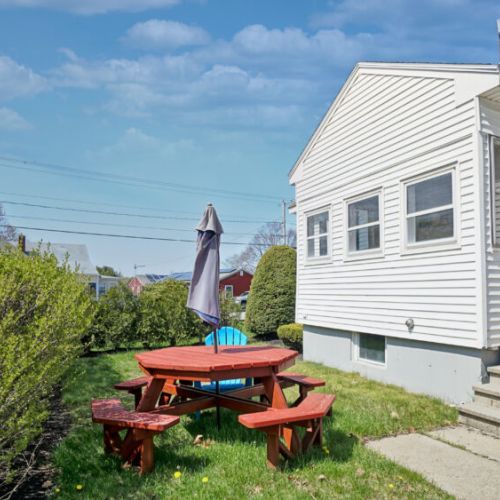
top-left (134, 345), bottom-right (299, 416)
top-left (93, 345), bottom-right (333, 471)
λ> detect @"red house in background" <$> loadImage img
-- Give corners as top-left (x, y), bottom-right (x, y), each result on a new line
top-left (128, 268), bottom-right (252, 297)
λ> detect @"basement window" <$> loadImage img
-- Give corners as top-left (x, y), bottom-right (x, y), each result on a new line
top-left (355, 333), bottom-right (386, 365)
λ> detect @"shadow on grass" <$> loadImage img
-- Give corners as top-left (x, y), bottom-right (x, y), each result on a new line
top-left (183, 407), bottom-right (357, 468)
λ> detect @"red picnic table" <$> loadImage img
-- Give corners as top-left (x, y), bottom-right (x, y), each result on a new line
top-left (92, 345), bottom-right (334, 472)
top-left (134, 345), bottom-right (299, 415)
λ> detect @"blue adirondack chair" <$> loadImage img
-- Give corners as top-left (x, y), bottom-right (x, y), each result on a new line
top-left (194, 326), bottom-right (251, 393)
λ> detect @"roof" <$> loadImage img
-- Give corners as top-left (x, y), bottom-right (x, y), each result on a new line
top-left (134, 274), bottom-right (169, 285)
top-left (167, 268), bottom-right (249, 283)
top-left (289, 61), bottom-right (500, 183)
top-left (25, 241), bottom-right (98, 275)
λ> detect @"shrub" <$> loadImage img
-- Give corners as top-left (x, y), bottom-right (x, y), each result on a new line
top-left (138, 279), bottom-right (201, 347)
top-left (0, 247), bottom-right (93, 476)
top-left (277, 323), bottom-right (303, 351)
top-left (219, 292), bottom-right (242, 328)
top-left (245, 245), bottom-right (296, 336)
top-left (89, 282), bottom-right (139, 349)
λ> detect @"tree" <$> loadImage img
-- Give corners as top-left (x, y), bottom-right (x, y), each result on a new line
top-left (89, 282), bottom-right (139, 349)
top-left (138, 279), bottom-right (202, 347)
top-left (245, 245), bottom-right (296, 336)
top-left (226, 222), bottom-right (296, 273)
top-left (0, 203), bottom-right (16, 243)
top-left (96, 265), bottom-right (121, 277)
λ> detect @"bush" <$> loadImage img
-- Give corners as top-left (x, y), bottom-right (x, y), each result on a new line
top-left (138, 279), bottom-right (202, 347)
top-left (219, 292), bottom-right (242, 328)
top-left (89, 282), bottom-right (139, 349)
top-left (0, 247), bottom-right (93, 476)
top-left (277, 323), bottom-right (303, 351)
top-left (245, 245), bottom-right (296, 336)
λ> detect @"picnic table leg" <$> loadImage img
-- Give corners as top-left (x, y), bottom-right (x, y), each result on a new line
top-left (266, 431), bottom-right (280, 469)
top-left (262, 373), bottom-right (300, 463)
top-left (140, 436), bottom-right (154, 474)
top-left (136, 377), bottom-right (165, 412)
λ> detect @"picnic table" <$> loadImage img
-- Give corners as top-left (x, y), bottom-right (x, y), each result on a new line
top-left (134, 345), bottom-right (299, 415)
top-left (92, 345), bottom-right (334, 472)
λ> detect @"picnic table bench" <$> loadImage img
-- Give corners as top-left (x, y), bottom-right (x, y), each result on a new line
top-left (239, 393), bottom-right (335, 468)
top-left (91, 398), bottom-right (179, 474)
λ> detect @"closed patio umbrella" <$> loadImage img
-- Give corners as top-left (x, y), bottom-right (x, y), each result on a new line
top-left (187, 204), bottom-right (224, 427)
top-left (187, 203), bottom-right (224, 352)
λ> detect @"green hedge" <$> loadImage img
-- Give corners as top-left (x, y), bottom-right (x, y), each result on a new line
top-left (277, 323), bottom-right (303, 351)
top-left (138, 279), bottom-right (202, 347)
top-left (0, 247), bottom-right (93, 476)
top-left (89, 282), bottom-right (139, 350)
top-left (245, 245), bottom-right (296, 336)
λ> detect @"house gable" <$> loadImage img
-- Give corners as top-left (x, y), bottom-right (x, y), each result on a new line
top-left (289, 62), bottom-right (498, 186)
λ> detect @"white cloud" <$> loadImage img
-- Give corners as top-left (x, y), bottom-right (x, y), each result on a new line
top-left (0, 107), bottom-right (31, 130)
top-left (0, 0), bottom-right (180, 15)
top-left (0, 55), bottom-right (49, 101)
top-left (124, 19), bottom-right (210, 50)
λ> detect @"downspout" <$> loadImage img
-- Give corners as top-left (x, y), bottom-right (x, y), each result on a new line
top-left (474, 94), bottom-right (489, 351)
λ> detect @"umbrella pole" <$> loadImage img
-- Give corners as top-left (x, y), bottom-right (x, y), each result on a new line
top-left (214, 327), bottom-right (221, 429)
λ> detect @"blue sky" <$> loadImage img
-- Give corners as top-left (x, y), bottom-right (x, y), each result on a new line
top-left (0, 0), bottom-right (499, 276)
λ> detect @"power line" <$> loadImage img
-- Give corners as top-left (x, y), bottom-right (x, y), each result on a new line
top-left (0, 190), bottom-right (272, 222)
top-left (1, 224), bottom-right (269, 246)
top-left (0, 156), bottom-right (282, 203)
top-left (0, 200), bottom-right (278, 224)
top-left (7, 213), bottom-right (284, 237)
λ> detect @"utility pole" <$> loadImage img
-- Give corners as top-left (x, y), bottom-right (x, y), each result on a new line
top-left (134, 264), bottom-right (145, 276)
top-left (281, 199), bottom-right (287, 246)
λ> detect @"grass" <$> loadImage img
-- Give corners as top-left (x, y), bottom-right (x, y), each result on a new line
top-left (52, 350), bottom-right (458, 499)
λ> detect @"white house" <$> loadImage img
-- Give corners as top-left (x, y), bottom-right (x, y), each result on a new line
top-left (23, 239), bottom-right (121, 299)
top-left (289, 62), bottom-right (500, 416)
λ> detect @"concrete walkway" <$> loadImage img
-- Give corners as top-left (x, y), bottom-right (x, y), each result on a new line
top-left (366, 426), bottom-right (500, 500)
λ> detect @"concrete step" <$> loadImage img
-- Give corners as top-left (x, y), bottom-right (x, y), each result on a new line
top-left (459, 402), bottom-right (500, 437)
top-left (487, 365), bottom-right (500, 386)
top-left (473, 382), bottom-right (500, 408)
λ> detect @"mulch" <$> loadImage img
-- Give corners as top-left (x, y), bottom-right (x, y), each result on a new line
top-left (0, 387), bottom-right (71, 500)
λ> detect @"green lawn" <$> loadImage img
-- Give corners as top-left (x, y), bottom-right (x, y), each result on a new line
top-left (52, 351), bottom-right (457, 499)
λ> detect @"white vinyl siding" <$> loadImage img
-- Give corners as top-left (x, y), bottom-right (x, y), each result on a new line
top-left (293, 68), bottom-right (481, 349)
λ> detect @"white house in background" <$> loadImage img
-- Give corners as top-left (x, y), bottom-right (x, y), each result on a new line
top-left (289, 62), bottom-right (500, 406)
top-left (23, 239), bottom-right (121, 299)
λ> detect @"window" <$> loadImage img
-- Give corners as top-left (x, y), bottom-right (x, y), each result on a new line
top-left (347, 194), bottom-right (381, 252)
top-left (491, 137), bottom-right (500, 245)
top-left (306, 209), bottom-right (329, 259)
top-left (357, 333), bottom-right (386, 364)
top-left (224, 285), bottom-right (234, 298)
top-left (405, 171), bottom-right (455, 246)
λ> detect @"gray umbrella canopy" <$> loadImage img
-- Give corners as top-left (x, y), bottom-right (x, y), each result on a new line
top-left (187, 204), bottom-right (224, 327)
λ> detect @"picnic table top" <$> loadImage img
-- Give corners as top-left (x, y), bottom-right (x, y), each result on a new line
top-left (135, 345), bottom-right (298, 374)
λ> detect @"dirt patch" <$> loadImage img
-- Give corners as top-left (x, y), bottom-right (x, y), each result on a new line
top-left (0, 387), bottom-right (71, 499)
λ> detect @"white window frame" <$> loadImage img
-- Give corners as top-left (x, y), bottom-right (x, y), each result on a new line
top-left (305, 206), bottom-right (331, 263)
top-left (344, 189), bottom-right (383, 260)
top-left (401, 166), bottom-right (459, 253)
top-left (224, 284), bottom-right (234, 298)
top-left (490, 135), bottom-right (500, 248)
top-left (352, 332), bottom-right (387, 368)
